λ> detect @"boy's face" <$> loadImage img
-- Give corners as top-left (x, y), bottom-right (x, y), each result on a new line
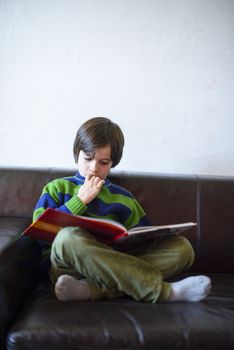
top-left (77, 145), bottom-right (113, 179)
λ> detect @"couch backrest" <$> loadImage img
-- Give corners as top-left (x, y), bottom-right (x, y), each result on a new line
top-left (0, 167), bottom-right (234, 273)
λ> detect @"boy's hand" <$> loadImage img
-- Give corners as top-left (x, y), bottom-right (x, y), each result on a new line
top-left (77, 174), bottom-right (105, 205)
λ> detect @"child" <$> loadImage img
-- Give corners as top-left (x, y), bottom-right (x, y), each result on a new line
top-left (33, 117), bottom-right (211, 303)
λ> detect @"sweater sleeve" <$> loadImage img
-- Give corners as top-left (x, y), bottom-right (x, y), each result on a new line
top-left (32, 179), bottom-right (87, 222)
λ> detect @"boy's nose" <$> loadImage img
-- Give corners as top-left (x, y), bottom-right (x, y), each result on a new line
top-left (89, 160), bottom-right (98, 173)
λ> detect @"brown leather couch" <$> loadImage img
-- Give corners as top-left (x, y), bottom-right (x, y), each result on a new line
top-left (0, 167), bottom-right (234, 350)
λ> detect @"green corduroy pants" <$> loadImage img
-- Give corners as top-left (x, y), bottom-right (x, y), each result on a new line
top-left (50, 227), bottom-right (195, 303)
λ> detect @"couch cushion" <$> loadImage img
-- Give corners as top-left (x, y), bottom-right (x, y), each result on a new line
top-left (0, 236), bottom-right (42, 350)
top-left (0, 218), bottom-right (31, 254)
top-left (6, 273), bottom-right (234, 350)
top-left (0, 168), bottom-right (48, 218)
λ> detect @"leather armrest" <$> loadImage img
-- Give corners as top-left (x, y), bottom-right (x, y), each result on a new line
top-left (0, 237), bottom-right (42, 334)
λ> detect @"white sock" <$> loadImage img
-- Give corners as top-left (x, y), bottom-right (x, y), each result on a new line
top-left (55, 275), bottom-right (92, 301)
top-left (168, 275), bottom-right (211, 302)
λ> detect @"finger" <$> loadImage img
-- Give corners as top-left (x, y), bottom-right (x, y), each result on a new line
top-left (88, 176), bottom-right (99, 186)
top-left (96, 179), bottom-right (105, 188)
top-left (85, 174), bottom-right (92, 182)
top-left (93, 176), bottom-right (101, 186)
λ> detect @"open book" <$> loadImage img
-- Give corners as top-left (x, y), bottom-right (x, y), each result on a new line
top-left (22, 208), bottom-right (196, 249)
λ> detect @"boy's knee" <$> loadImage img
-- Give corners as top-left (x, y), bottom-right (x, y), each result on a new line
top-left (50, 227), bottom-right (95, 283)
top-left (53, 227), bottom-right (75, 247)
top-left (52, 226), bottom-right (93, 253)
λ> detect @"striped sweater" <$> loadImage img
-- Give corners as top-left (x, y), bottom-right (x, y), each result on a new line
top-left (33, 172), bottom-right (149, 230)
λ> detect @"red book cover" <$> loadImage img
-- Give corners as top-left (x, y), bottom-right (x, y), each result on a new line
top-left (22, 208), bottom-right (128, 244)
top-left (22, 208), bottom-right (196, 248)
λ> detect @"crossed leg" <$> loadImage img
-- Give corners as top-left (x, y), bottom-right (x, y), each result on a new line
top-left (51, 228), bottom-right (211, 303)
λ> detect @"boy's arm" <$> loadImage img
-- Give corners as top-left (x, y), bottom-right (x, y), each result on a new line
top-left (33, 180), bottom-right (88, 221)
top-left (33, 175), bottom-right (104, 221)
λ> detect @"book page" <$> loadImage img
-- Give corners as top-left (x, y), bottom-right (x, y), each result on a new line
top-left (128, 222), bottom-right (196, 235)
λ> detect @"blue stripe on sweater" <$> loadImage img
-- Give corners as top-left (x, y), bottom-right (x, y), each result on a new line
top-left (134, 215), bottom-right (150, 227)
top-left (87, 198), bottom-right (131, 224)
top-left (35, 193), bottom-right (74, 210)
top-left (58, 192), bottom-right (73, 204)
top-left (35, 193), bottom-right (58, 209)
top-left (107, 184), bottom-right (133, 198)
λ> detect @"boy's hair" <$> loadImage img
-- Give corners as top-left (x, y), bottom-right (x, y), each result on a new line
top-left (73, 117), bottom-right (125, 167)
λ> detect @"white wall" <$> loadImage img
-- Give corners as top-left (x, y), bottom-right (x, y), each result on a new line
top-left (0, 0), bottom-right (234, 175)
